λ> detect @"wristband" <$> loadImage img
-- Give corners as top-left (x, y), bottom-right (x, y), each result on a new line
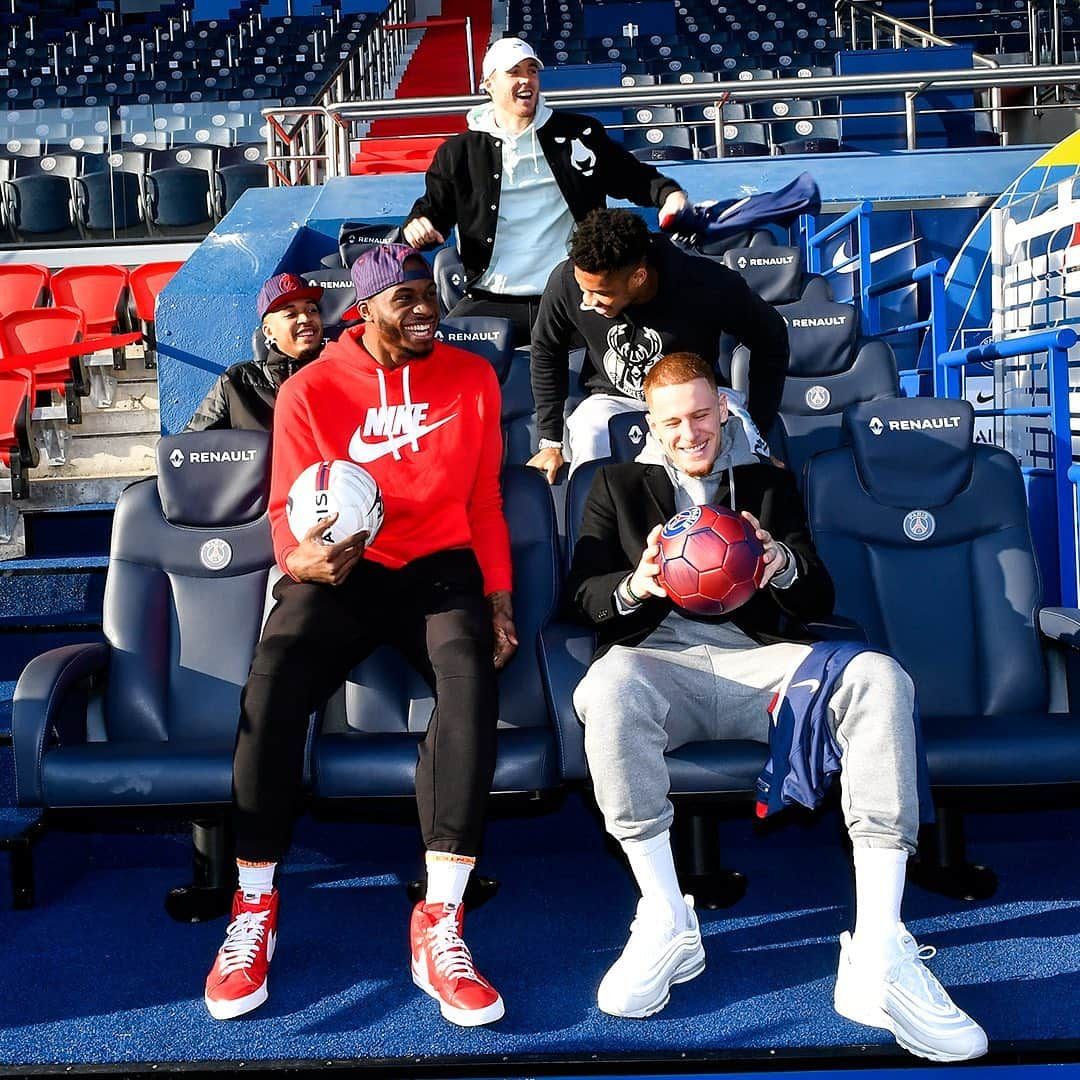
top-left (537, 438), bottom-right (563, 451)
top-left (623, 574), bottom-right (645, 605)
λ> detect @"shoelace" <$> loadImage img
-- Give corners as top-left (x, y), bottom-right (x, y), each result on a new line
top-left (427, 909), bottom-right (480, 983)
top-left (217, 910), bottom-right (271, 975)
top-left (892, 938), bottom-right (954, 1007)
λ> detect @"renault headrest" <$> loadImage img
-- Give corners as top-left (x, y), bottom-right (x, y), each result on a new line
top-left (156, 430), bottom-right (271, 527)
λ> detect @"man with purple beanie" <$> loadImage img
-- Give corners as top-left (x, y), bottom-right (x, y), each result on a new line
top-left (187, 272), bottom-right (324, 432)
top-left (203, 244), bottom-right (515, 1029)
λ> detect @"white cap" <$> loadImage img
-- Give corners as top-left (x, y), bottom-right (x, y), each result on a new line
top-left (481, 38), bottom-right (545, 80)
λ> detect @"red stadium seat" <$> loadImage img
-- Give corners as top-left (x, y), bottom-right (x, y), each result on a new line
top-left (0, 306), bottom-right (88, 423)
top-left (0, 368), bottom-right (37, 498)
top-left (49, 264), bottom-right (129, 336)
top-left (49, 264), bottom-right (131, 371)
top-left (0, 264), bottom-right (51, 316)
top-left (128, 260), bottom-right (183, 368)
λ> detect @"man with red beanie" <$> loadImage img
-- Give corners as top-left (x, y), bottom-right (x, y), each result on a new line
top-left (203, 245), bottom-right (516, 1028)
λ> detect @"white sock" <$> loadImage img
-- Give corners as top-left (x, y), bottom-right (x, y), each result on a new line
top-left (237, 861), bottom-right (276, 901)
top-left (851, 847), bottom-right (908, 968)
top-left (620, 830), bottom-right (688, 929)
top-left (425, 852), bottom-right (475, 907)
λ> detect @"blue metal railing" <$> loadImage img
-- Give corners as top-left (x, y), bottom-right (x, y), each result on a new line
top-left (802, 201), bottom-right (872, 325)
top-left (866, 257), bottom-right (948, 396)
top-left (936, 327), bottom-right (1079, 604)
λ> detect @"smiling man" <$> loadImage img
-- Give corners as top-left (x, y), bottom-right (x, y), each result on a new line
top-left (187, 272), bottom-right (325, 432)
top-left (564, 351), bottom-right (987, 1063)
top-left (203, 244), bottom-right (517, 1029)
top-left (402, 38), bottom-right (688, 345)
top-left (528, 208), bottom-right (790, 481)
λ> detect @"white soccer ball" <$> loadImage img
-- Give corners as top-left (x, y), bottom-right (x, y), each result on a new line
top-left (286, 460), bottom-right (384, 545)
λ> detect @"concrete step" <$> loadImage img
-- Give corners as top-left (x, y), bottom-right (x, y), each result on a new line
top-left (29, 432), bottom-right (157, 481)
top-left (74, 404), bottom-right (160, 437)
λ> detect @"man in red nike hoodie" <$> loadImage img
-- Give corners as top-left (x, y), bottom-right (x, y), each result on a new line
top-left (203, 244), bottom-right (516, 1029)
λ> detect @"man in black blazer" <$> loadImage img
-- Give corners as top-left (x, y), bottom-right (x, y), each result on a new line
top-left (565, 352), bottom-right (986, 1062)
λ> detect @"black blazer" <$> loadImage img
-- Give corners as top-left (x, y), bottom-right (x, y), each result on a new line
top-left (565, 461), bottom-right (835, 658)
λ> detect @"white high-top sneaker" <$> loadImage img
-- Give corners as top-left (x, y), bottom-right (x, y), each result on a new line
top-left (597, 894), bottom-right (705, 1018)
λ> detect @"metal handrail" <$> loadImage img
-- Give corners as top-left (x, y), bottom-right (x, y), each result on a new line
top-left (938, 327), bottom-right (1080, 605)
top-left (833, 0), bottom-right (1000, 67)
top-left (261, 62), bottom-right (1080, 181)
top-left (321, 62), bottom-right (1080, 119)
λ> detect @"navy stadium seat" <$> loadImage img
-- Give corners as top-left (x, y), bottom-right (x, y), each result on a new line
top-left (435, 316), bottom-right (514, 383)
top-left (213, 144), bottom-right (268, 216)
top-left (11, 430), bottom-right (275, 912)
top-left (311, 465), bottom-right (564, 800)
top-left (732, 293), bottom-right (899, 482)
top-left (433, 245), bottom-right (467, 317)
top-left (805, 397), bottom-right (1080, 898)
top-left (623, 125), bottom-right (694, 161)
top-left (74, 169), bottom-right (145, 235)
top-left (2, 173), bottom-right (78, 238)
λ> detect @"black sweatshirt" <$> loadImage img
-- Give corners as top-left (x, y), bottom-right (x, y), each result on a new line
top-left (529, 236), bottom-right (790, 442)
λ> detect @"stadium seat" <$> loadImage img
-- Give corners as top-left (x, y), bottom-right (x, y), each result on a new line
top-left (0, 264), bottom-right (50, 315)
top-left (299, 265), bottom-right (360, 340)
top-left (10, 429), bottom-right (275, 918)
top-left (311, 465), bottom-right (564, 803)
top-left (773, 117), bottom-right (846, 154)
top-left (719, 239), bottom-right (807, 304)
top-left (145, 145), bottom-right (217, 230)
top-left (128, 260), bottom-right (183, 369)
top-left (805, 397), bottom-right (1080, 899)
top-left (74, 168), bottom-right (146, 236)
top-left (145, 165), bottom-right (214, 229)
top-left (623, 125), bottom-right (695, 161)
top-left (732, 293), bottom-right (899, 482)
top-left (0, 305), bottom-right (88, 425)
top-left (435, 316), bottom-right (514, 383)
top-left (213, 143), bottom-right (268, 216)
top-left (0, 367), bottom-right (38, 498)
top-left (2, 173), bottom-right (79, 239)
top-left (501, 347), bottom-right (586, 467)
top-left (433, 245), bottom-right (467, 317)
top-left (718, 121), bottom-right (771, 157)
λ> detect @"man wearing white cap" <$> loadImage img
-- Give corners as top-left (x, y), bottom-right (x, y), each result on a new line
top-left (403, 38), bottom-right (689, 345)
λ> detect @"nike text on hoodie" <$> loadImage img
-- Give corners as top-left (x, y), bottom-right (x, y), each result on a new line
top-left (269, 327), bottom-right (512, 595)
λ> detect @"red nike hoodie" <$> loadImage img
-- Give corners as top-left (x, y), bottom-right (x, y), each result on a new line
top-left (269, 325), bottom-right (512, 595)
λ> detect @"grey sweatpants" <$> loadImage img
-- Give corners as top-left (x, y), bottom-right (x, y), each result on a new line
top-left (573, 614), bottom-right (919, 854)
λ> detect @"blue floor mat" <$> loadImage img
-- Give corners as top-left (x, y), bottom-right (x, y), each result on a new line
top-left (1, 801), bottom-right (1078, 1067)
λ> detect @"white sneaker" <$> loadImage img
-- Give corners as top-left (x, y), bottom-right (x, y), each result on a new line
top-left (597, 895), bottom-right (705, 1018)
top-left (834, 924), bottom-right (988, 1062)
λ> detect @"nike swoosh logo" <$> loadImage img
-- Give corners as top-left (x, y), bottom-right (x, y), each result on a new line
top-left (831, 238), bottom-right (918, 274)
top-left (975, 391), bottom-right (994, 403)
top-left (790, 678), bottom-right (821, 694)
top-left (348, 415), bottom-right (456, 463)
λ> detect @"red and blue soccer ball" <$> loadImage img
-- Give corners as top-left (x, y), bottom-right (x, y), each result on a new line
top-left (657, 504), bottom-right (767, 616)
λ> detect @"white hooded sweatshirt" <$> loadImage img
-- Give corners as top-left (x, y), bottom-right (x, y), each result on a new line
top-left (467, 96), bottom-right (576, 296)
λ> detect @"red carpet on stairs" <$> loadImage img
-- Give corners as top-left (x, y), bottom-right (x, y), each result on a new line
top-left (352, 0), bottom-right (492, 174)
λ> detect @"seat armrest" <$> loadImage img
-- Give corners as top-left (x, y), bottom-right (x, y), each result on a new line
top-left (12, 642), bottom-right (110, 807)
top-left (805, 616), bottom-right (868, 643)
top-left (538, 619), bottom-right (593, 781)
top-left (1039, 607), bottom-right (1080, 647)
